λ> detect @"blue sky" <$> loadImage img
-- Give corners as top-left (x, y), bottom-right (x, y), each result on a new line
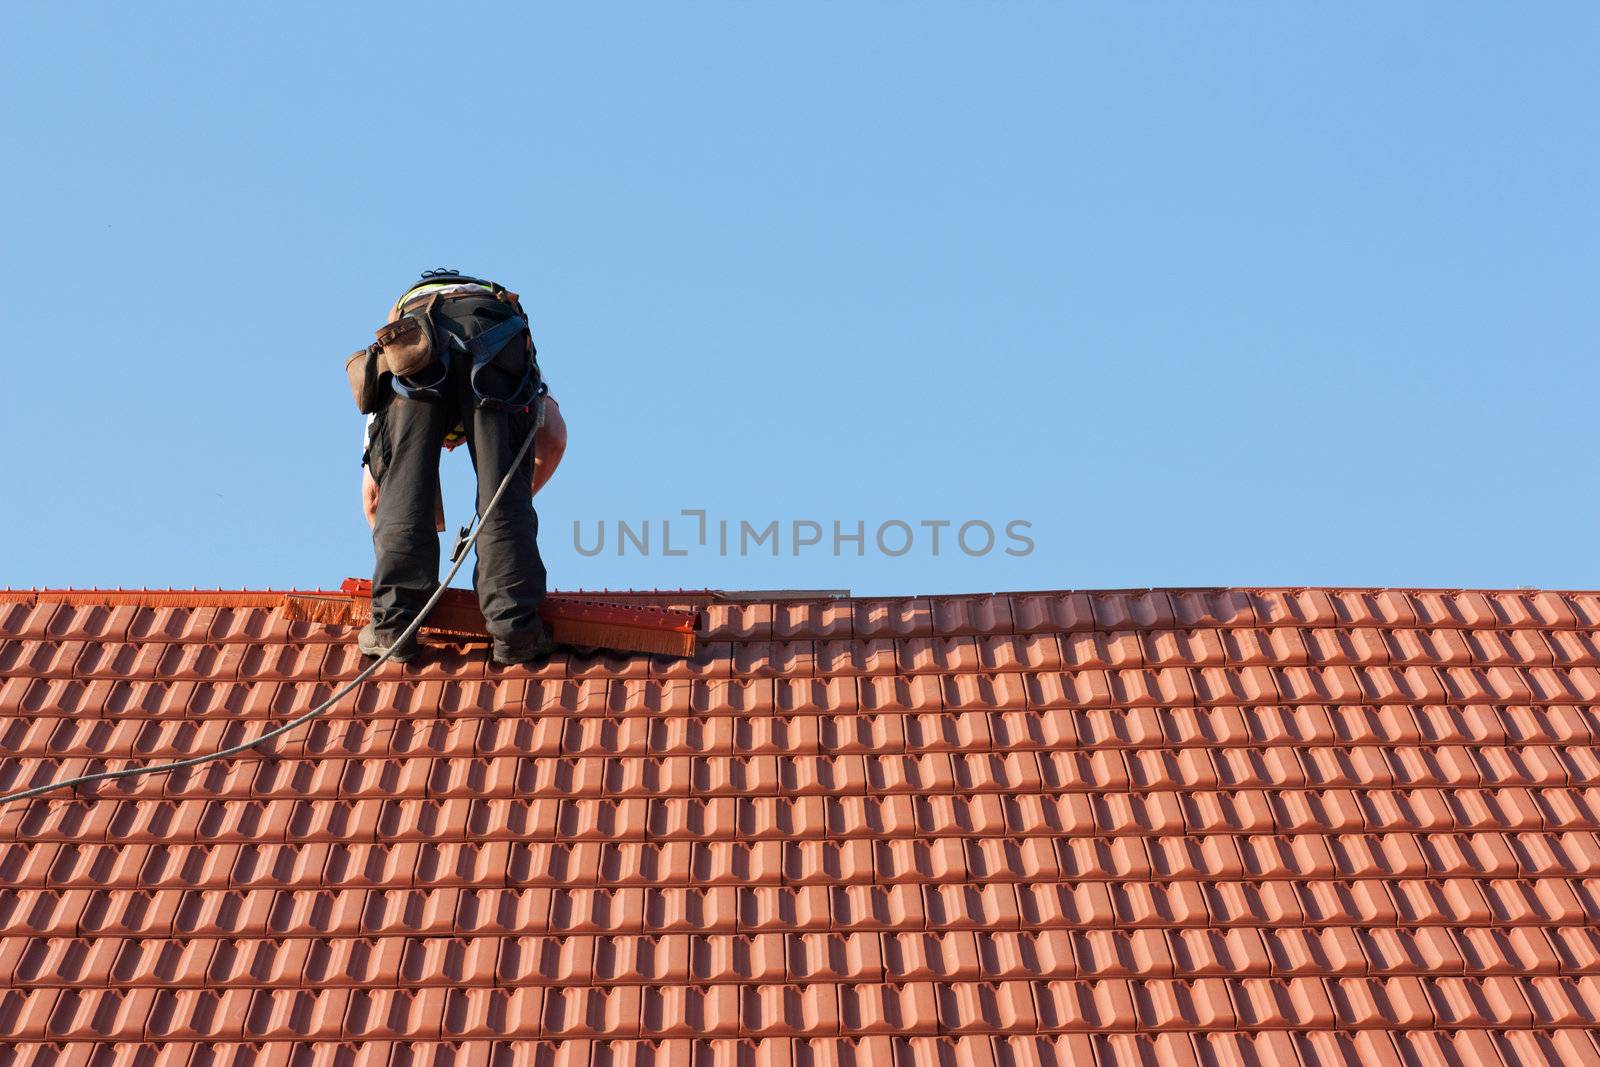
top-left (3, 4), bottom-right (1596, 596)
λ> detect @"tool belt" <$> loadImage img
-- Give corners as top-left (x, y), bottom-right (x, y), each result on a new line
top-left (345, 283), bottom-right (543, 414)
top-left (344, 291), bottom-right (443, 414)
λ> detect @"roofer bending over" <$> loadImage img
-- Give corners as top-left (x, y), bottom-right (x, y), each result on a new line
top-left (347, 269), bottom-right (567, 665)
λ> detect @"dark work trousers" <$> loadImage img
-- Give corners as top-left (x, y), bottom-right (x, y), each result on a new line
top-left (366, 298), bottom-right (548, 656)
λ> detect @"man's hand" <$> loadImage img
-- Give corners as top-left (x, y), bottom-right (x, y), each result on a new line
top-left (532, 396), bottom-right (567, 496)
top-left (362, 466), bottom-right (380, 528)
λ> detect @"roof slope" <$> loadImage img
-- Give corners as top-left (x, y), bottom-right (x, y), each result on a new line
top-left (2, 587), bottom-right (1600, 1066)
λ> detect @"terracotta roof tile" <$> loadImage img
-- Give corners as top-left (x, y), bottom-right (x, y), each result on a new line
top-left (5, 586), bottom-right (1600, 1058)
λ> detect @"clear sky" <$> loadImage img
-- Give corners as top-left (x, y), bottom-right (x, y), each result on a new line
top-left (4, 4), bottom-right (1596, 596)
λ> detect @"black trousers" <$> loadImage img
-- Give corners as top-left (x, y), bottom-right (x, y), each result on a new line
top-left (366, 299), bottom-right (548, 653)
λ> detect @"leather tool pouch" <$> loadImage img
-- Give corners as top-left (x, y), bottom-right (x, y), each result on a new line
top-left (348, 292), bottom-right (445, 410)
top-left (374, 304), bottom-right (438, 379)
top-left (346, 344), bottom-right (389, 414)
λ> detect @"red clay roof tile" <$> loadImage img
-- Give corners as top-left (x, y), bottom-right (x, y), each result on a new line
top-left (6, 586), bottom-right (1600, 1058)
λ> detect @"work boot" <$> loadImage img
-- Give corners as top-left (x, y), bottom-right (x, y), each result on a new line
top-left (492, 626), bottom-right (556, 667)
top-left (358, 623), bottom-right (419, 663)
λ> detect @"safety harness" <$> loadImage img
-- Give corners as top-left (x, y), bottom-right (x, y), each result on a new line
top-left (347, 268), bottom-right (547, 416)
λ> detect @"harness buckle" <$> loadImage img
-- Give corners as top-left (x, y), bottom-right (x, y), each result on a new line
top-left (450, 525), bottom-right (473, 564)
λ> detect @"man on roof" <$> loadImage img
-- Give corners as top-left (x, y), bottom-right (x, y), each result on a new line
top-left (357, 269), bottom-right (567, 664)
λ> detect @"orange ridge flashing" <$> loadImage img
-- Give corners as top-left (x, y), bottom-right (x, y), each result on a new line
top-left (298, 579), bottom-right (700, 657)
top-left (4, 583), bottom-right (700, 657)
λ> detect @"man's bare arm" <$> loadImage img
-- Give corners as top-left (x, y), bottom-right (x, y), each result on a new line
top-left (533, 396), bottom-right (567, 496)
top-left (362, 466), bottom-right (381, 528)
top-left (364, 395), bottom-right (562, 526)
top-left (362, 466), bottom-right (444, 531)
